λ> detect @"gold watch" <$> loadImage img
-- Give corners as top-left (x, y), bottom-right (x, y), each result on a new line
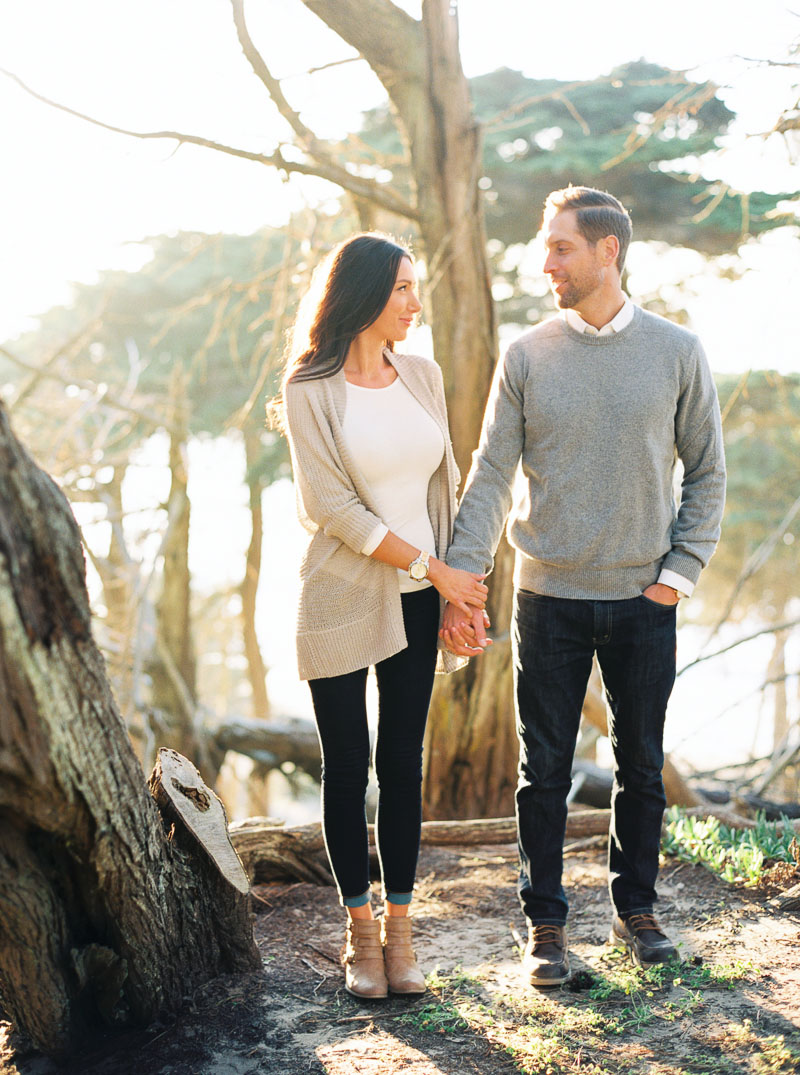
top-left (408, 550), bottom-right (430, 582)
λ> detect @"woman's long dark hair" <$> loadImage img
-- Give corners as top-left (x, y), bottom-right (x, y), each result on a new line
top-left (284, 232), bottom-right (412, 387)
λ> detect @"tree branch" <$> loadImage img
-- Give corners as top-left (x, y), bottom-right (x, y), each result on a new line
top-left (230, 0), bottom-right (324, 153)
top-left (299, 0), bottom-right (423, 89)
top-left (678, 616), bottom-right (800, 677)
top-left (0, 66), bottom-right (418, 221)
top-left (0, 345), bottom-right (170, 432)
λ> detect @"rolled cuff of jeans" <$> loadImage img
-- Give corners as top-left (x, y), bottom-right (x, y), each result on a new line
top-left (383, 889), bottom-right (413, 906)
top-left (342, 889), bottom-right (372, 908)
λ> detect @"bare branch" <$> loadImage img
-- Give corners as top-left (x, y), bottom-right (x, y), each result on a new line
top-left (303, 55), bottom-right (362, 77)
top-left (0, 66), bottom-right (418, 221)
top-left (230, 0), bottom-right (324, 152)
top-left (0, 345), bottom-right (168, 432)
top-left (0, 66), bottom-right (278, 163)
top-left (701, 490), bottom-right (800, 650)
top-left (601, 81), bottom-right (719, 171)
top-left (678, 616), bottom-right (800, 676)
top-left (719, 369), bottom-right (752, 424)
top-left (482, 73), bottom-right (689, 135)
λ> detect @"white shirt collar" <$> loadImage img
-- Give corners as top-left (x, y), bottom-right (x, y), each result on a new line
top-left (564, 296), bottom-right (634, 337)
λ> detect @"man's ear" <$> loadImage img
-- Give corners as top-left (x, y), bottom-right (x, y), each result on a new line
top-left (600, 234), bottom-right (620, 268)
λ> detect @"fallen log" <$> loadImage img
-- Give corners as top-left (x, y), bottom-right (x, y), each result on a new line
top-left (230, 804), bottom-right (800, 888)
top-left (229, 819), bottom-right (333, 885)
top-left (768, 879), bottom-right (800, 914)
top-left (680, 805), bottom-right (800, 835)
top-left (229, 809), bottom-right (611, 885)
top-left (213, 716), bottom-right (321, 782)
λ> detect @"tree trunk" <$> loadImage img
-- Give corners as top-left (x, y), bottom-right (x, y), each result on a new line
top-left (409, 2), bottom-right (515, 819)
top-left (92, 466), bottom-right (139, 724)
top-left (766, 625), bottom-right (793, 800)
top-left (241, 431), bottom-right (269, 720)
top-left (299, 0), bottom-right (514, 819)
top-left (146, 367), bottom-right (217, 777)
top-left (0, 404), bottom-right (258, 1058)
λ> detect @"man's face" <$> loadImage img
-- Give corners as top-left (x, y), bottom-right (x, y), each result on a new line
top-left (542, 209), bottom-right (606, 311)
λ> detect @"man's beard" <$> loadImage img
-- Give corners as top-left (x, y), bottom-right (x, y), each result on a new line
top-left (551, 266), bottom-right (603, 310)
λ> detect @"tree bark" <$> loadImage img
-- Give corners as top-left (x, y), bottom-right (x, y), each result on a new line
top-left (766, 625), bottom-right (795, 800)
top-left (241, 431), bottom-right (269, 720)
top-left (92, 466), bottom-right (139, 724)
top-left (231, 809), bottom-right (611, 884)
top-left (300, 0), bottom-right (514, 820)
top-left (214, 715), bottom-right (322, 783)
top-left (146, 366), bottom-right (219, 779)
top-left (0, 404), bottom-right (258, 1058)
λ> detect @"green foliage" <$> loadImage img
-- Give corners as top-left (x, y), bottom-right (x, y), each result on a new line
top-left (472, 61), bottom-right (792, 254)
top-left (590, 954), bottom-right (755, 1000)
top-left (362, 60), bottom-right (794, 254)
top-left (406, 959), bottom-right (759, 1075)
top-left (729, 1021), bottom-right (800, 1074)
top-left (1, 226), bottom-right (319, 496)
top-left (360, 60), bottom-right (796, 329)
top-left (662, 806), bottom-right (798, 884)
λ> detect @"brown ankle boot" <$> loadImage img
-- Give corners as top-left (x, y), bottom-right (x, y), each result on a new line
top-left (382, 915), bottom-right (426, 995)
top-left (343, 918), bottom-right (388, 999)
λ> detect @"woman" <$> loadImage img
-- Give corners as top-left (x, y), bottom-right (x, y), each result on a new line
top-left (275, 233), bottom-right (487, 1000)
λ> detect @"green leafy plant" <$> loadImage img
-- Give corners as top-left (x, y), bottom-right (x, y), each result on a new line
top-left (662, 808), bottom-right (797, 885)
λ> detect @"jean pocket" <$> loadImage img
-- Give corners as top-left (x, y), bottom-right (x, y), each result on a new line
top-left (639, 593), bottom-right (678, 610)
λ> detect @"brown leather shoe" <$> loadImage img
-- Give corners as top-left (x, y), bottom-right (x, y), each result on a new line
top-left (382, 915), bottom-right (426, 995)
top-left (523, 924), bottom-right (570, 987)
top-left (343, 918), bottom-right (388, 999)
top-left (610, 913), bottom-right (678, 968)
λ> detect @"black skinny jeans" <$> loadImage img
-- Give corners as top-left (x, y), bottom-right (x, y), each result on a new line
top-left (308, 586), bottom-right (440, 907)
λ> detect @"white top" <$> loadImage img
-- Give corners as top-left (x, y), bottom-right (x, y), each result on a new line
top-left (343, 377), bottom-right (445, 592)
top-left (564, 296), bottom-right (634, 336)
top-left (564, 297), bottom-right (692, 597)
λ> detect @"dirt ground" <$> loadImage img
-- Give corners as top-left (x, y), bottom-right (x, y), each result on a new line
top-left (2, 840), bottom-right (800, 1075)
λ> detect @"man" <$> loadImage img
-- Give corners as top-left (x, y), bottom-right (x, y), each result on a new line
top-left (441, 186), bottom-right (726, 986)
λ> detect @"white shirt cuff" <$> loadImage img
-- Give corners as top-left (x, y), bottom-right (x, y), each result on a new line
top-left (361, 522), bottom-right (389, 556)
top-left (657, 568), bottom-right (694, 598)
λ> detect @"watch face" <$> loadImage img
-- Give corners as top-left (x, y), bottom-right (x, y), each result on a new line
top-left (410, 562), bottom-right (427, 580)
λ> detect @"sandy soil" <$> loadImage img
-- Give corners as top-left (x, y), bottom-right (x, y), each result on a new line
top-left (2, 842), bottom-right (799, 1075)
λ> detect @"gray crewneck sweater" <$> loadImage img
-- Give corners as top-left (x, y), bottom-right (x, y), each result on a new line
top-left (446, 307), bottom-right (726, 600)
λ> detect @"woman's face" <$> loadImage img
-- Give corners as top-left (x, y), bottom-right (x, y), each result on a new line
top-left (370, 256), bottom-right (422, 343)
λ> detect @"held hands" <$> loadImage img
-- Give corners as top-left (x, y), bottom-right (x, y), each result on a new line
top-left (439, 601), bottom-right (493, 657)
top-left (427, 559), bottom-right (488, 615)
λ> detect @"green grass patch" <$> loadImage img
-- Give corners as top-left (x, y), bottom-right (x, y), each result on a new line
top-left (662, 807), bottom-right (798, 885)
top-left (399, 959), bottom-right (762, 1075)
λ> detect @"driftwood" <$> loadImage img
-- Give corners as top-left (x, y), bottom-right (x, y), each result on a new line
top-left (230, 809), bottom-right (611, 885)
top-left (230, 818), bottom-right (334, 885)
top-left (768, 880), bottom-right (800, 914)
top-left (230, 804), bottom-right (800, 888)
top-left (680, 805), bottom-right (800, 835)
top-left (214, 716), bottom-right (321, 782)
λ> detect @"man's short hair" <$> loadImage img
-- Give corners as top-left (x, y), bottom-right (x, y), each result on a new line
top-left (544, 186), bottom-right (632, 272)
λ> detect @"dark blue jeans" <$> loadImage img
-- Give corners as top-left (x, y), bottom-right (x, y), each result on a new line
top-left (513, 590), bottom-right (677, 925)
top-left (308, 586), bottom-right (440, 907)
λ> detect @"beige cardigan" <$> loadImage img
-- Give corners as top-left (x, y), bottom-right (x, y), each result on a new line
top-left (284, 351), bottom-right (464, 681)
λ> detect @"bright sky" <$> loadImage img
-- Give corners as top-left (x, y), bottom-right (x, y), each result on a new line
top-left (1, 0), bottom-right (798, 369)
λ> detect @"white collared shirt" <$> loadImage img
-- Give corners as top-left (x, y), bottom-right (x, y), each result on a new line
top-left (563, 296), bottom-right (693, 599)
top-left (564, 296), bottom-right (635, 336)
